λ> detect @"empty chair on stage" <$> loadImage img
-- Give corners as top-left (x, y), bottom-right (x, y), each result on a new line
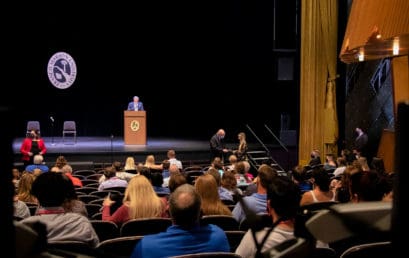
top-left (62, 120), bottom-right (77, 144)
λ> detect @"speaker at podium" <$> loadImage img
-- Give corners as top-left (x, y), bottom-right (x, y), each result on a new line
top-left (124, 111), bottom-right (146, 145)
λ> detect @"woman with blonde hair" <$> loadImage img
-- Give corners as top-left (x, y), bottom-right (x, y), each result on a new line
top-left (195, 174), bottom-right (232, 216)
top-left (102, 175), bottom-right (168, 225)
top-left (234, 132), bottom-right (248, 161)
top-left (17, 172), bottom-right (38, 204)
top-left (144, 154), bottom-right (163, 171)
top-left (124, 156), bottom-right (137, 173)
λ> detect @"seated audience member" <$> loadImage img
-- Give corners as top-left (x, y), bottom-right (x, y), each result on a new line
top-left (163, 164), bottom-right (181, 188)
top-left (290, 165), bottom-right (312, 193)
top-left (54, 155), bottom-right (69, 170)
top-left (98, 166), bottom-right (128, 191)
top-left (20, 172), bottom-right (99, 247)
top-left (102, 175), bottom-right (168, 225)
top-left (61, 164), bottom-right (83, 188)
top-left (151, 172), bottom-right (170, 195)
top-left (144, 154), bottom-right (163, 171)
top-left (167, 149), bottom-right (183, 170)
top-left (124, 156), bottom-right (137, 174)
top-left (207, 167), bottom-right (234, 202)
top-left (308, 149), bottom-right (322, 167)
top-left (161, 159), bottom-right (171, 179)
top-left (300, 167), bottom-right (335, 207)
top-left (221, 170), bottom-right (243, 197)
top-left (235, 176), bottom-right (301, 257)
top-left (61, 175), bottom-right (88, 217)
top-left (17, 172), bottom-right (38, 204)
top-left (12, 168), bottom-right (21, 190)
top-left (232, 164), bottom-right (277, 223)
top-left (115, 159), bottom-right (137, 182)
top-left (195, 174), bottom-right (232, 216)
top-left (25, 154), bottom-right (49, 173)
top-left (14, 189), bottom-right (30, 219)
top-left (211, 157), bottom-right (225, 177)
top-left (323, 153), bottom-right (337, 172)
top-left (349, 170), bottom-right (385, 202)
top-left (168, 173), bottom-right (187, 193)
top-left (226, 154), bottom-right (238, 171)
top-left (131, 184), bottom-right (230, 258)
top-left (333, 157), bottom-right (347, 177)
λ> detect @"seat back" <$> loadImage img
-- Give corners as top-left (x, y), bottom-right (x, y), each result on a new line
top-left (62, 120), bottom-right (77, 144)
top-left (26, 121), bottom-right (40, 135)
top-left (47, 240), bottom-right (98, 257)
top-left (120, 217), bottom-right (172, 237)
top-left (239, 213), bottom-right (272, 231)
top-left (90, 220), bottom-right (119, 242)
top-left (200, 215), bottom-right (239, 231)
top-left (340, 241), bottom-right (392, 258)
top-left (63, 121), bottom-right (76, 132)
top-left (224, 230), bottom-right (246, 252)
top-left (96, 236), bottom-right (143, 258)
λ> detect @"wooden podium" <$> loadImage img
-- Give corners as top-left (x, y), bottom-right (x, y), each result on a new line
top-left (124, 111), bottom-right (146, 145)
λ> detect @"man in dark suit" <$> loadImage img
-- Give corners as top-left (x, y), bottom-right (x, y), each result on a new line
top-left (127, 96), bottom-right (144, 111)
top-left (209, 129), bottom-right (229, 161)
top-left (354, 127), bottom-right (368, 157)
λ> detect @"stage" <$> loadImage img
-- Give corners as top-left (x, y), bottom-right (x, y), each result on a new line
top-left (13, 136), bottom-right (298, 172)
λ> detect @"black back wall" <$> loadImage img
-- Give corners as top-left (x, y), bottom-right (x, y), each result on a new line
top-left (6, 1), bottom-right (299, 142)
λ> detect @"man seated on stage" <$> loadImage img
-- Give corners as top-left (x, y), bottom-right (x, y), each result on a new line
top-left (127, 96), bottom-right (144, 111)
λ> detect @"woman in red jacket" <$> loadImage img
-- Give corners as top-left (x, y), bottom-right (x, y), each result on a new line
top-left (20, 130), bottom-right (47, 166)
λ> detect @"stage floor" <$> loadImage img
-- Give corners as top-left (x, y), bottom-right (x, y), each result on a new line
top-left (12, 136), bottom-right (233, 169)
top-left (13, 136), bottom-right (297, 171)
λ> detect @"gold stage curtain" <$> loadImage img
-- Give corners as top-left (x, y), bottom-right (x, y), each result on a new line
top-left (340, 0), bottom-right (409, 63)
top-left (299, 0), bottom-right (339, 165)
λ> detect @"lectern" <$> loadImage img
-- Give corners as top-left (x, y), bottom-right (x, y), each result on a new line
top-left (124, 111), bottom-right (146, 145)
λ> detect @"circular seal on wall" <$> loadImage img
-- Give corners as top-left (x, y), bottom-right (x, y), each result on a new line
top-left (131, 120), bottom-right (140, 131)
top-left (47, 52), bottom-right (77, 89)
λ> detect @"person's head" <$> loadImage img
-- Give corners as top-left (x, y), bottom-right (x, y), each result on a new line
top-left (311, 149), bottom-right (320, 159)
top-left (125, 175), bottom-right (163, 219)
top-left (103, 166), bottom-right (117, 179)
top-left (221, 170), bottom-right (237, 191)
top-left (169, 164), bottom-right (181, 175)
top-left (61, 164), bottom-right (73, 174)
top-left (257, 164), bottom-right (278, 190)
top-left (145, 155), bottom-right (155, 165)
top-left (112, 161), bottom-right (122, 172)
top-left (267, 176), bottom-right (301, 222)
top-left (150, 172), bottom-right (164, 187)
top-left (169, 184), bottom-right (202, 228)
top-left (33, 154), bottom-right (44, 165)
top-left (211, 157), bottom-right (224, 170)
top-left (355, 127), bottom-right (363, 135)
top-left (54, 155), bottom-right (68, 169)
top-left (31, 172), bottom-right (73, 207)
top-left (206, 167), bottom-right (221, 186)
top-left (311, 167), bottom-right (331, 192)
top-left (238, 132), bottom-right (246, 141)
top-left (228, 154), bottom-right (238, 165)
top-left (162, 159), bottom-right (170, 170)
top-left (28, 130), bottom-right (39, 139)
top-left (124, 157), bottom-right (136, 170)
top-left (167, 149), bottom-right (176, 159)
top-left (216, 129), bottom-right (225, 139)
top-left (169, 173), bottom-right (187, 193)
top-left (133, 96), bottom-right (139, 102)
